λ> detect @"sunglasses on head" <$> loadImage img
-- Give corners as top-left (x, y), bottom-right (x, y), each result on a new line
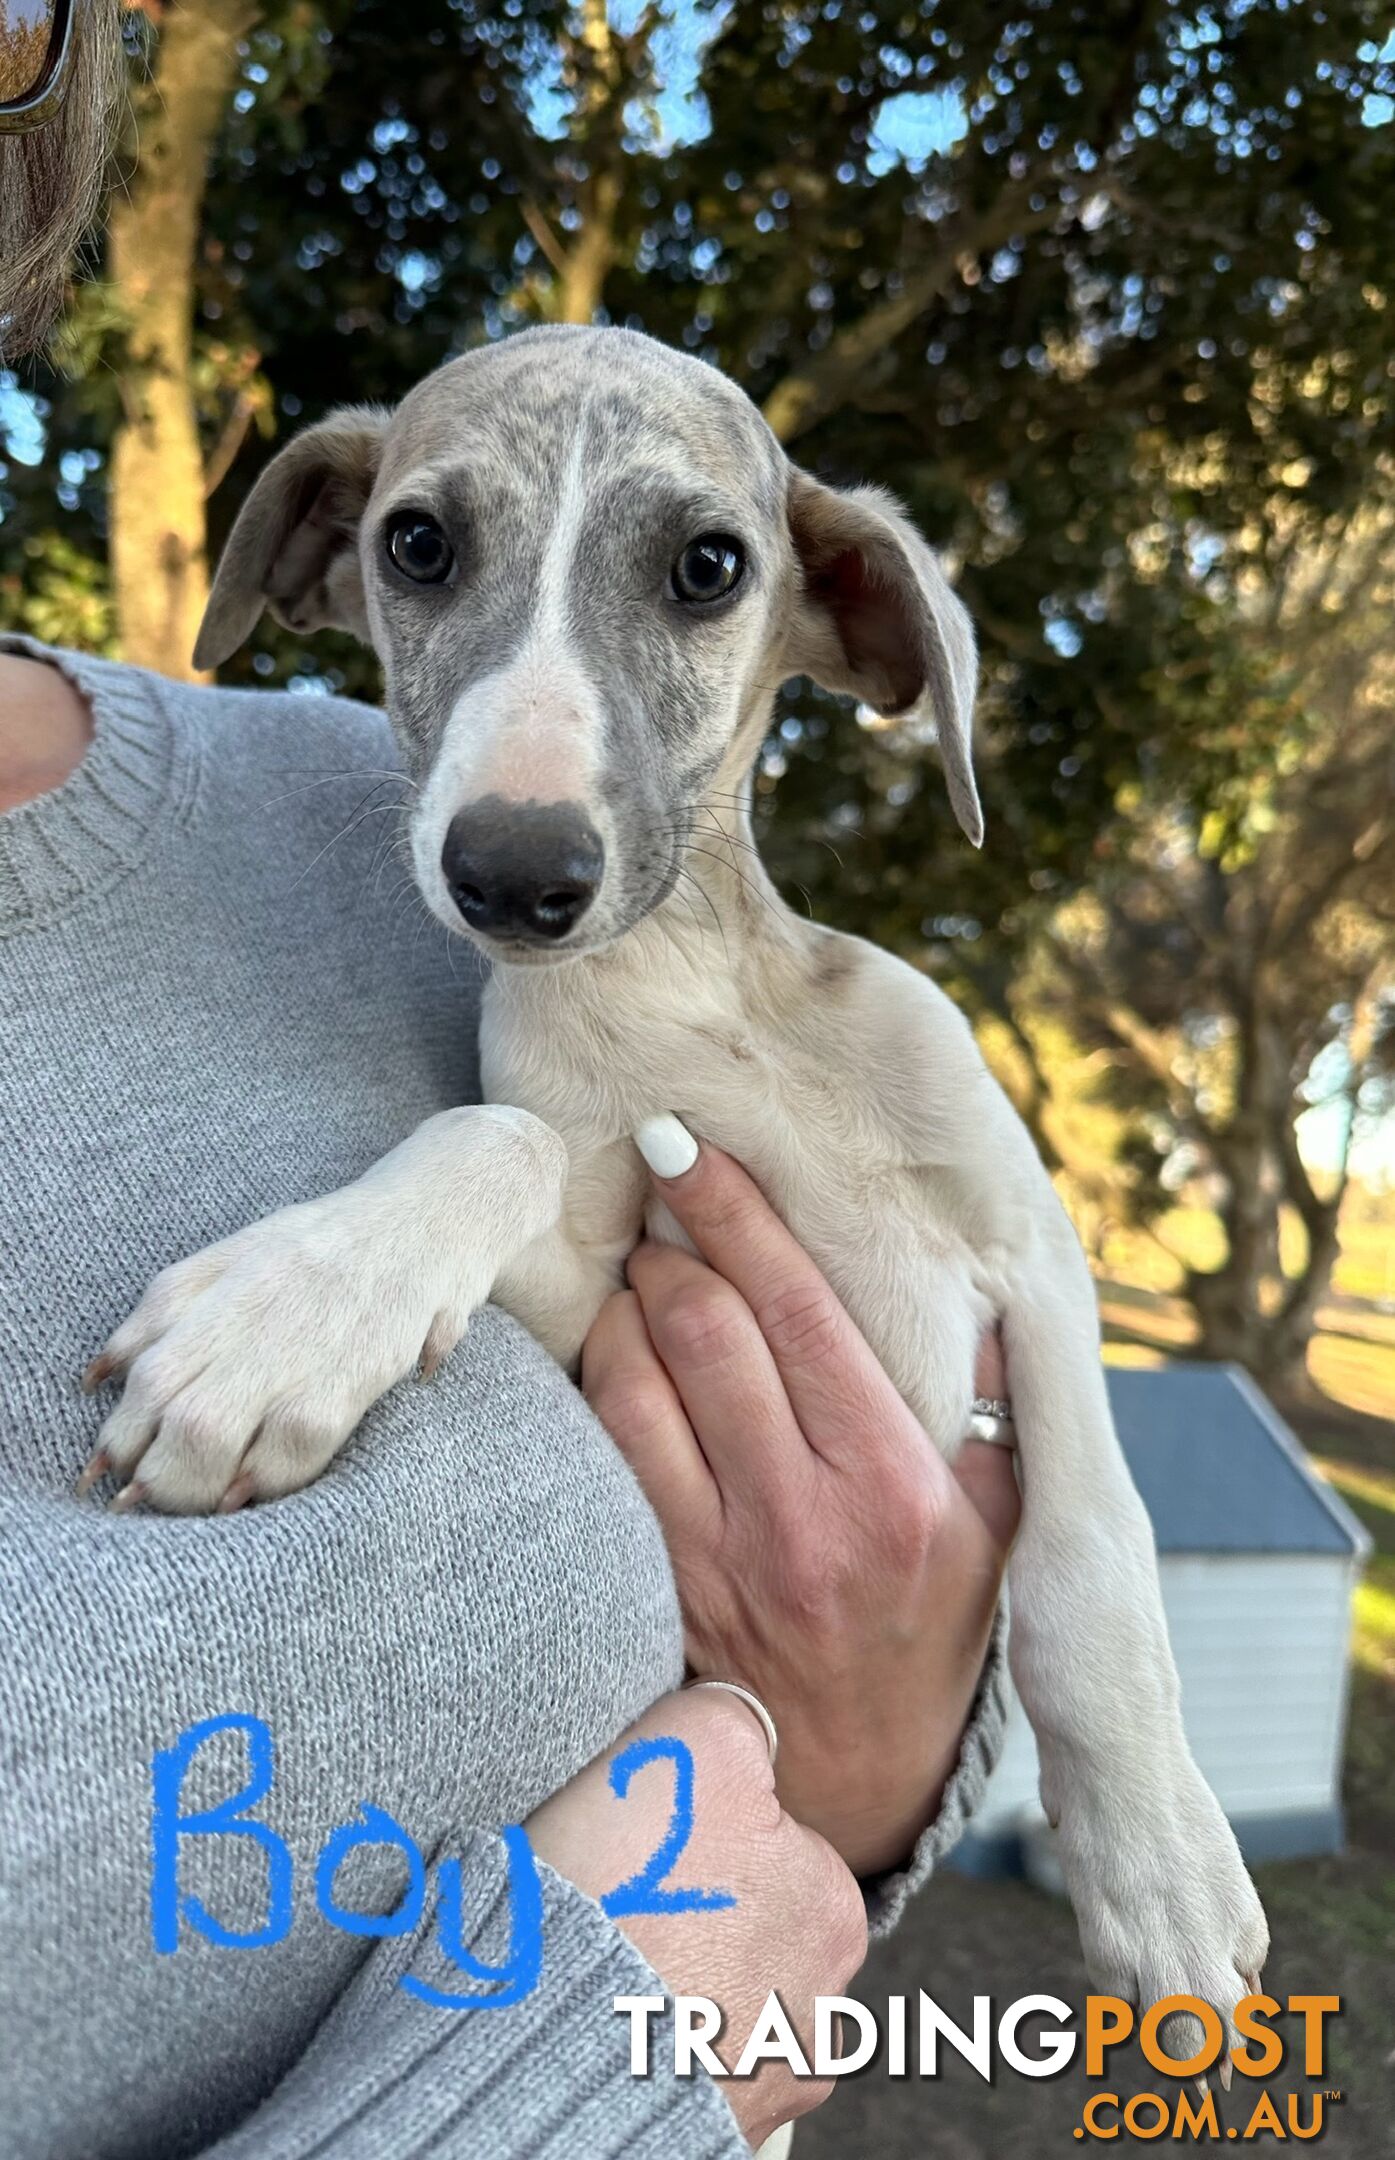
top-left (0, 0), bottom-right (75, 132)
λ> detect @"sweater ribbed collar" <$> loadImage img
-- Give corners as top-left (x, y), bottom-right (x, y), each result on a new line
top-left (0, 637), bottom-right (194, 938)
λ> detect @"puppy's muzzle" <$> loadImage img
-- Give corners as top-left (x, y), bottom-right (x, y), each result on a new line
top-left (441, 802), bottom-right (605, 945)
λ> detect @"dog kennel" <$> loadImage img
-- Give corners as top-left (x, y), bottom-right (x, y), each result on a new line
top-left (955, 1362), bottom-right (1372, 1875)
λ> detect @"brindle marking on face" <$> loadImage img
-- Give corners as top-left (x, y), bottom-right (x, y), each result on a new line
top-left (197, 321), bottom-right (982, 958)
top-left (360, 329), bottom-right (795, 945)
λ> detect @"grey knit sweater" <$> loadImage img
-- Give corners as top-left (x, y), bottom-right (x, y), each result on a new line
top-left (0, 639), bottom-right (1006, 2160)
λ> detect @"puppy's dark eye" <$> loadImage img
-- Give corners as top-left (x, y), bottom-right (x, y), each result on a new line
top-left (671, 534), bottom-right (745, 604)
top-left (385, 511), bottom-right (455, 585)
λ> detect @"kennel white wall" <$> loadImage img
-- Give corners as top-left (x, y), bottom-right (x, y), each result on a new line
top-left (971, 1549), bottom-right (1364, 1856)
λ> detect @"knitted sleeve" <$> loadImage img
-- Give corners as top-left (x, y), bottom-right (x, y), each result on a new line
top-left (861, 1604), bottom-right (1010, 1937)
top-left (207, 1840), bottom-right (746, 2160)
top-left (0, 1319), bottom-right (691, 2159)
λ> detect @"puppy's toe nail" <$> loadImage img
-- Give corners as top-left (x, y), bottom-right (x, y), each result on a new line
top-left (108, 1480), bottom-right (147, 1515)
top-left (1219, 2057), bottom-right (1233, 2093)
top-left (1194, 2077), bottom-right (1208, 2099)
top-left (81, 1354), bottom-right (115, 1395)
top-left (75, 1448), bottom-right (111, 1497)
top-left (218, 1475), bottom-right (254, 1514)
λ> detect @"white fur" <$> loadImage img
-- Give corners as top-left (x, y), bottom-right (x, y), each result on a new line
top-left (95, 872), bottom-right (1267, 2028)
top-left (96, 328), bottom-right (1267, 2042)
top-left (412, 647), bottom-right (610, 923)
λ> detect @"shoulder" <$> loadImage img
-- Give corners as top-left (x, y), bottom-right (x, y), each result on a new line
top-left (791, 922), bottom-right (1030, 1161)
top-left (49, 649), bottom-right (406, 837)
top-left (791, 921), bottom-right (979, 1065)
top-left (15, 642), bottom-right (399, 781)
top-left (176, 674), bottom-right (401, 787)
top-left (148, 671), bottom-right (416, 867)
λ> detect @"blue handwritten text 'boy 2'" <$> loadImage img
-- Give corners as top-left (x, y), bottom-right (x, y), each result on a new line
top-left (150, 1712), bottom-right (733, 2009)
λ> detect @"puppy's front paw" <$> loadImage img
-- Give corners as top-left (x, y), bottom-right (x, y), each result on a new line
top-left (1058, 1761), bottom-right (1269, 2066)
top-left (80, 1193), bottom-right (491, 1514)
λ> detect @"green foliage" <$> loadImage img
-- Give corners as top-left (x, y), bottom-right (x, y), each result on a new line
top-left (0, 527), bottom-right (114, 652)
top-left (2, 0), bottom-right (1393, 961)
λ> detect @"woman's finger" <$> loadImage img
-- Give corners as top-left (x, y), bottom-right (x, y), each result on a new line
top-left (581, 1290), bottom-right (718, 1540)
top-left (960, 1328), bottom-right (1019, 1550)
top-left (625, 1240), bottom-right (817, 1510)
top-left (632, 1118), bottom-right (898, 1465)
top-left (973, 1326), bottom-right (1008, 1404)
top-left (951, 1437), bottom-right (1022, 1553)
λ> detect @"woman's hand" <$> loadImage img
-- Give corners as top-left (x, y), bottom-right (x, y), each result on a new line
top-left (582, 1126), bottom-right (1020, 1879)
top-left (528, 1686), bottom-right (866, 2149)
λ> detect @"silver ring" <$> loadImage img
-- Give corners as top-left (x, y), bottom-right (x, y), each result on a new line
top-left (968, 1396), bottom-right (1016, 1447)
top-left (684, 1678), bottom-right (778, 1766)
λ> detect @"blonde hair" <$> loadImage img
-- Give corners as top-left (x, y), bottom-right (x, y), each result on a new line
top-left (0, 0), bottom-right (127, 358)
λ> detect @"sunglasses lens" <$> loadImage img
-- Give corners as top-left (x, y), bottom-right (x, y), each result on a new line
top-left (0, 0), bottom-right (62, 108)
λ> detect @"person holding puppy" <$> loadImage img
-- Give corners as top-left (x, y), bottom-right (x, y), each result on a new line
top-left (0, 642), bottom-right (1013, 2158)
top-left (0, 10), bottom-right (1016, 2155)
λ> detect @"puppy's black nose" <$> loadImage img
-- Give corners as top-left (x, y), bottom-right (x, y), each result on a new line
top-left (441, 803), bottom-right (604, 943)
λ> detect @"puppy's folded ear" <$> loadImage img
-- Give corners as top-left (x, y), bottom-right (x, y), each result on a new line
top-left (193, 406), bottom-right (390, 671)
top-left (783, 469), bottom-right (983, 846)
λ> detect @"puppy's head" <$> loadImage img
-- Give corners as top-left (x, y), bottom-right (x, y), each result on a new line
top-left (198, 325), bottom-right (979, 962)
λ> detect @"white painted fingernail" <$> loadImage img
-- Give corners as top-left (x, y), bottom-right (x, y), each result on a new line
top-left (634, 1114), bottom-right (699, 1181)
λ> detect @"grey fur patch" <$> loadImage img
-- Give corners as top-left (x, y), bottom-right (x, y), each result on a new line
top-left (197, 323), bottom-right (979, 940)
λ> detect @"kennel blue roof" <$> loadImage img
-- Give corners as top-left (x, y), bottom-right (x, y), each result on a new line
top-left (1105, 1363), bottom-right (1370, 1558)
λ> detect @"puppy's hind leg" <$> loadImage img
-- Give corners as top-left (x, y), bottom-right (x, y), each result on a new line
top-left (1002, 1232), bottom-right (1267, 2053)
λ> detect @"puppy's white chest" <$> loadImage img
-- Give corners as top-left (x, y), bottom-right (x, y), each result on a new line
top-left (483, 969), bottom-right (776, 1160)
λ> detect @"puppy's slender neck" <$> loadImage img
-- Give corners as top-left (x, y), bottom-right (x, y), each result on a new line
top-left (657, 784), bottom-right (787, 952)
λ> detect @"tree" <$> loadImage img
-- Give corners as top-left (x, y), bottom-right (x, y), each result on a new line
top-left (1004, 487), bottom-right (1395, 1387)
top-left (107, 0), bottom-right (263, 678)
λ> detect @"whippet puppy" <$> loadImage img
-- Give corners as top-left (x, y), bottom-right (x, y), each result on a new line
top-left (85, 326), bottom-right (1268, 2034)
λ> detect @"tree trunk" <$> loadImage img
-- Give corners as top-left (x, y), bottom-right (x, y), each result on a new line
top-left (548, 0), bottom-right (621, 325)
top-left (1186, 1194), bottom-right (1275, 1371)
top-left (1186, 1152), bottom-right (1347, 1390)
top-left (1264, 1095), bottom-right (1354, 1396)
top-left (1185, 996), bottom-right (1289, 1376)
top-left (1186, 1058), bottom-right (1348, 1396)
top-left (556, 166), bottom-right (620, 325)
top-left (108, 0), bottom-right (257, 680)
top-left (1269, 1204), bottom-right (1345, 1396)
